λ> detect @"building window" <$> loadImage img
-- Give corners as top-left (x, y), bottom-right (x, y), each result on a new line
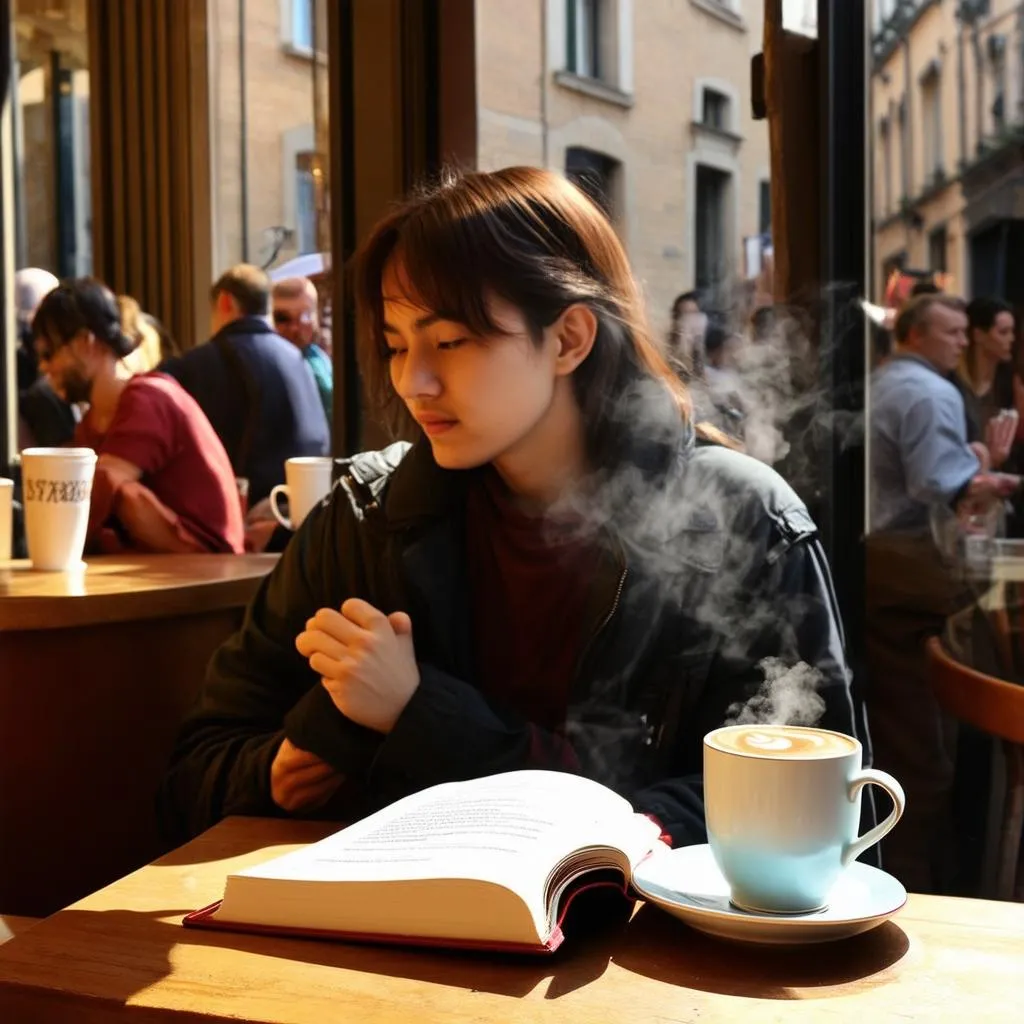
top-left (702, 88), bottom-right (731, 131)
top-left (294, 0), bottom-right (314, 51)
top-left (10, 1), bottom-right (92, 277)
top-left (695, 164), bottom-right (731, 292)
top-left (898, 96), bottom-right (910, 201)
top-left (920, 64), bottom-right (943, 184)
top-left (566, 146), bottom-right (619, 217)
top-left (879, 117), bottom-right (892, 216)
top-left (929, 225), bottom-right (948, 274)
top-left (989, 33), bottom-right (1007, 134)
top-left (566, 0), bottom-right (601, 79)
top-left (295, 152), bottom-right (319, 255)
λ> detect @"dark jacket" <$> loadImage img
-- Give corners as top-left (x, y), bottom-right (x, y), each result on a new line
top-left (158, 423), bottom-right (859, 846)
top-left (159, 317), bottom-right (330, 504)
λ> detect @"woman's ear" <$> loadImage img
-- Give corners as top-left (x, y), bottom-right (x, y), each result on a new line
top-left (553, 303), bottom-right (598, 376)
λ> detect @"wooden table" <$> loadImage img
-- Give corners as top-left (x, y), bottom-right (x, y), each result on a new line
top-left (0, 817), bottom-right (1021, 1023)
top-left (0, 554), bottom-right (277, 916)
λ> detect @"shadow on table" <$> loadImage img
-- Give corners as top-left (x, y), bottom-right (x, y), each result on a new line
top-left (613, 904), bottom-right (911, 1000)
top-left (0, 906), bottom-right (621, 1002)
top-left (0, 900), bottom-right (909, 1012)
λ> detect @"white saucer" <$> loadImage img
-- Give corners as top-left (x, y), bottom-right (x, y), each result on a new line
top-left (632, 844), bottom-right (907, 945)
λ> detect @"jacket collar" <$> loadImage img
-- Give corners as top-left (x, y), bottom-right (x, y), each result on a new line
top-left (212, 315), bottom-right (277, 341)
top-left (382, 437), bottom-right (471, 528)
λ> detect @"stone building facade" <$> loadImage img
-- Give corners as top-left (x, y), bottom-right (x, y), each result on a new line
top-left (475, 0), bottom-right (771, 335)
top-left (872, 0), bottom-right (1024, 303)
top-left (213, 0), bottom-right (771, 336)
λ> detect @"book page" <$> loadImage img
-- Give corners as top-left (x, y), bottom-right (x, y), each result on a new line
top-left (237, 770), bottom-right (649, 892)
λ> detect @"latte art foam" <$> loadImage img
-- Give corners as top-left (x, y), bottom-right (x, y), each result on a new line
top-left (709, 725), bottom-right (856, 759)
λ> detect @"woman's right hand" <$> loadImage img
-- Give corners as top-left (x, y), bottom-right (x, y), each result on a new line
top-left (270, 737), bottom-right (344, 812)
top-left (985, 414), bottom-right (1017, 469)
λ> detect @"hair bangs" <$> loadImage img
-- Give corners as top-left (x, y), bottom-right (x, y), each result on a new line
top-left (395, 206), bottom-right (513, 342)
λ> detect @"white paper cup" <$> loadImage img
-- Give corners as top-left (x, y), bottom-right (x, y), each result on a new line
top-left (0, 478), bottom-right (13, 561)
top-left (269, 457), bottom-right (334, 530)
top-left (21, 447), bottom-right (97, 571)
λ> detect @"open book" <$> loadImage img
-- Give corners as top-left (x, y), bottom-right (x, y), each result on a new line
top-left (184, 770), bottom-right (664, 954)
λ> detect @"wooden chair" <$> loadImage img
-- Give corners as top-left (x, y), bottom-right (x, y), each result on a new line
top-left (926, 637), bottom-right (1024, 900)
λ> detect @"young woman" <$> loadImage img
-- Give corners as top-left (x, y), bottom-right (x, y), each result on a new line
top-left (159, 168), bottom-right (858, 845)
top-left (956, 297), bottom-right (1019, 467)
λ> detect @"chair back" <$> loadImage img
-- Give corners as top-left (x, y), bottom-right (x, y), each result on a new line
top-left (925, 637), bottom-right (1024, 744)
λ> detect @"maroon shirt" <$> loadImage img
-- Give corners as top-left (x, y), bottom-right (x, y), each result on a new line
top-left (465, 471), bottom-right (597, 733)
top-left (76, 373), bottom-right (244, 553)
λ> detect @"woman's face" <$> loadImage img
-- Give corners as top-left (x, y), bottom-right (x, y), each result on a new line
top-left (381, 261), bottom-right (562, 470)
top-left (975, 311), bottom-right (1016, 363)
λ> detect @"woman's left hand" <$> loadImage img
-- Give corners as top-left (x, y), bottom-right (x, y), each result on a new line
top-left (296, 599), bottom-right (420, 734)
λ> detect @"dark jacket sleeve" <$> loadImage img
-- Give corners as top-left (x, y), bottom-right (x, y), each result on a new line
top-left (366, 522), bottom-right (854, 849)
top-left (156, 494), bottom-right (382, 844)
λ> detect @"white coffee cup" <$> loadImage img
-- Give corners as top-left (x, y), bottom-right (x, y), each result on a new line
top-left (269, 457), bottom-right (334, 530)
top-left (20, 447), bottom-right (97, 571)
top-left (0, 478), bottom-right (13, 561)
top-left (704, 724), bottom-right (905, 914)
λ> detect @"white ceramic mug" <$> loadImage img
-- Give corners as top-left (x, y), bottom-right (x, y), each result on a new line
top-left (269, 457), bottom-right (334, 531)
top-left (0, 478), bottom-right (13, 561)
top-left (20, 447), bottom-right (97, 571)
top-left (704, 724), bottom-right (905, 914)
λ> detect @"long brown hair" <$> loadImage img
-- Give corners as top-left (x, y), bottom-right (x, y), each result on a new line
top-left (354, 166), bottom-right (697, 468)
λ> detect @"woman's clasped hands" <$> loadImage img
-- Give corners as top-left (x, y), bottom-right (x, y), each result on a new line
top-left (295, 598), bottom-right (420, 734)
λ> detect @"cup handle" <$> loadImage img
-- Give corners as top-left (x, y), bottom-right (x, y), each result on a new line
top-left (842, 768), bottom-right (906, 867)
top-left (269, 484), bottom-right (292, 531)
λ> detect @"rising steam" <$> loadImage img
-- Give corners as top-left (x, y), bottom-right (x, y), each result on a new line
top-left (724, 658), bottom-right (826, 727)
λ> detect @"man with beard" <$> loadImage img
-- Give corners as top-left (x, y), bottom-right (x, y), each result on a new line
top-left (32, 278), bottom-right (244, 554)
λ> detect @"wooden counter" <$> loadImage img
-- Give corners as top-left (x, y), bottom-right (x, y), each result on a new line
top-left (0, 554), bottom-right (277, 916)
top-left (0, 553), bottom-right (278, 630)
top-left (0, 816), bottom-right (1022, 1023)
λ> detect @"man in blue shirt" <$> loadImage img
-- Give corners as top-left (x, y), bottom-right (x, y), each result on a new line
top-left (160, 265), bottom-right (330, 506)
top-left (272, 277), bottom-right (333, 428)
top-left (867, 294), bottom-right (1018, 894)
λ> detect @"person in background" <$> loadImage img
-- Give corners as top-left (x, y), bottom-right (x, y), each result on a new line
top-left (33, 278), bottom-right (244, 554)
top-left (954, 298), bottom-right (1018, 467)
top-left (699, 318), bottom-right (744, 437)
top-left (14, 267), bottom-right (76, 449)
top-left (117, 295), bottom-right (165, 377)
top-left (866, 293), bottom-right (1018, 893)
top-left (143, 311), bottom-right (180, 362)
top-left (272, 276), bottom-right (333, 427)
top-left (159, 264), bottom-right (329, 505)
top-left (665, 291), bottom-right (705, 383)
top-left (158, 166), bottom-right (859, 849)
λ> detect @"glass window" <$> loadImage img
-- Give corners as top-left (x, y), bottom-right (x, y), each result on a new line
top-left (565, 146), bottom-right (619, 218)
top-left (566, 0), bottom-right (600, 79)
top-left (920, 68), bottom-right (942, 182)
top-left (695, 164), bottom-right (731, 292)
top-left (292, 0), bottom-right (314, 53)
top-left (11, 0), bottom-right (92, 278)
top-left (702, 89), bottom-right (730, 131)
top-left (295, 152), bottom-right (319, 255)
